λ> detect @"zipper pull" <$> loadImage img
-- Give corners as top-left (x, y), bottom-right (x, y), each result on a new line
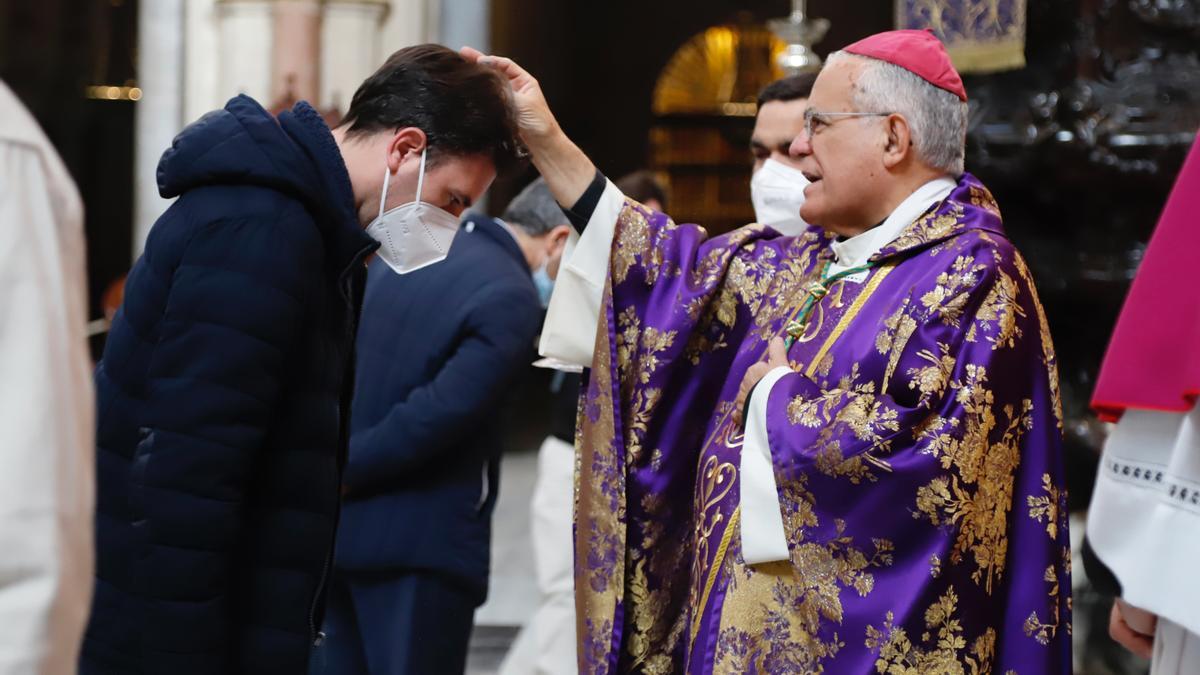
top-left (313, 631), bottom-right (326, 647)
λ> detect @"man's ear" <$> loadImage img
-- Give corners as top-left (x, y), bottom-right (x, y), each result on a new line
top-left (386, 127), bottom-right (428, 173)
top-left (550, 224), bottom-right (572, 248)
top-left (881, 114), bottom-right (913, 169)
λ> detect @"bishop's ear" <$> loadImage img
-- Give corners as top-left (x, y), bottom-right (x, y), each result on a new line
top-left (881, 114), bottom-right (913, 169)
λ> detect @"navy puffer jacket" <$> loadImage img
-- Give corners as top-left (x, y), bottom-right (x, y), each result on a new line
top-left (82, 96), bottom-right (378, 674)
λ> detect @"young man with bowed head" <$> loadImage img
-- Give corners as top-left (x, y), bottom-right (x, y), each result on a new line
top-left (84, 44), bottom-right (520, 675)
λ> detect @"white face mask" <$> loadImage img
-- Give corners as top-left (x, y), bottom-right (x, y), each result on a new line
top-left (365, 148), bottom-right (461, 274)
top-left (751, 157), bottom-right (811, 236)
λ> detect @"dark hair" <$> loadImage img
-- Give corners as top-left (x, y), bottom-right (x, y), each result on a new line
top-left (340, 44), bottom-right (522, 170)
top-left (756, 74), bottom-right (817, 108)
top-left (615, 170), bottom-right (668, 211)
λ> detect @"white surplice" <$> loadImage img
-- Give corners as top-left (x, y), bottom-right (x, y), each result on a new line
top-left (1088, 402), bottom-right (1200, 672)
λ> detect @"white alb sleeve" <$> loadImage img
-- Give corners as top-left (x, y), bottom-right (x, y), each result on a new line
top-left (739, 366), bottom-right (793, 565)
top-left (537, 180), bottom-right (626, 369)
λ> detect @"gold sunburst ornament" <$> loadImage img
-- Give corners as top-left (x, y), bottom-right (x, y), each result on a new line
top-left (652, 23), bottom-right (787, 116)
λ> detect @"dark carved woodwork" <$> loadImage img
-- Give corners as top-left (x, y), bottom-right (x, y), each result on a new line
top-left (966, 0), bottom-right (1199, 492)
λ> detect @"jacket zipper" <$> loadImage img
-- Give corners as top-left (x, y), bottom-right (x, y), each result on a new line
top-left (309, 245), bottom-right (374, 646)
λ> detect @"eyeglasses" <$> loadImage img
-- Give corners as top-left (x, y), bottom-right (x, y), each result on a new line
top-left (803, 109), bottom-right (894, 138)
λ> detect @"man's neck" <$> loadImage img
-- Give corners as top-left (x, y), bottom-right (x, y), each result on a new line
top-left (332, 126), bottom-right (372, 221)
top-left (837, 169), bottom-right (952, 237)
top-left (500, 220), bottom-right (542, 269)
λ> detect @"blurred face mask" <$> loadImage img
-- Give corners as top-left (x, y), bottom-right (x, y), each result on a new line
top-left (751, 157), bottom-right (810, 236)
top-left (366, 147), bottom-right (460, 274)
top-left (532, 263), bottom-right (554, 307)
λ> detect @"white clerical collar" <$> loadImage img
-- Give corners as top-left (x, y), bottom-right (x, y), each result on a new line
top-left (829, 176), bottom-right (957, 271)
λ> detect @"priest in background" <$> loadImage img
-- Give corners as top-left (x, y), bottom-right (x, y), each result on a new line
top-left (750, 73), bottom-right (816, 236)
top-left (467, 28), bottom-right (1072, 674)
top-left (1086, 132), bottom-right (1200, 674)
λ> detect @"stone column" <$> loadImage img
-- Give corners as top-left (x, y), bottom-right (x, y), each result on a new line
top-left (216, 0), bottom-right (274, 103)
top-left (183, 0), bottom-right (221, 124)
top-left (320, 0), bottom-right (389, 110)
top-left (380, 0), bottom-right (437, 54)
top-left (272, 0), bottom-right (324, 103)
top-left (437, 0), bottom-right (487, 53)
top-left (133, 0), bottom-right (185, 255)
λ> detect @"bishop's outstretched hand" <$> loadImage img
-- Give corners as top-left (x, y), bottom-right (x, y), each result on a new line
top-left (461, 46), bottom-right (558, 145)
top-left (461, 46), bottom-right (596, 212)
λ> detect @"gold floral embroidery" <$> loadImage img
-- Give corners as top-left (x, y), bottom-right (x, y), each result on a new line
top-left (816, 352), bottom-right (836, 379)
top-left (969, 184), bottom-right (1003, 218)
top-left (714, 475), bottom-right (894, 672)
top-left (1023, 546), bottom-right (1072, 646)
top-left (752, 232), bottom-right (826, 342)
top-left (913, 365), bottom-right (1030, 594)
top-left (882, 207), bottom-right (964, 256)
top-left (876, 302), bottom-right (920, 390)
top-left (967, 268), bottom-right (1025, 350)
top-left (907, 343), bottom-right (957, 407)
top-left (1012, 253), bottom-right (1063, 429)
top-left (574, 281), bottom-right (624, 674)
top-left (682, 231), bottom-right (783, 364)
top-left (613, 204), bottom-right (651, 285)
top-left (788, 365), bottom-right (900, 482)
top-left (1024, 477), bottom-right (1072, 648)
top-left (920, 255), bottom-right (988, 326)
top-left (614, 201), bottom-right (686, 287)
top-left (864, 587), bottom-right (1011, 675)
top-left (614, 307), bottom-right (676, 466)
top-left (687, 226), bottom-right (761, 291)
top-left (1023, 564), bottom-right (1063, 646)
top-left (1027, 473), bottom-right (1068, 541)
top-left (625, 388), bottom-right (662, 467)
top-left (626, 493), bottom-right (688, 672)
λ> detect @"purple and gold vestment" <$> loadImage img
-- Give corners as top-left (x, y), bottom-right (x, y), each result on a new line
top-left (571, 174), bottom-right (1072, 674)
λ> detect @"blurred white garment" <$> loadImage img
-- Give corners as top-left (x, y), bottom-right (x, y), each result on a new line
top-left (1088, 404), bottom-right (1200, 637)
top-left (1152, 617), bottom-right (1200, 675)
top-left (498, 436), bottom-right (578, 675)
top-left (1089, 403), bottom-right (1200, 673)
top-left (0, 80), bottom-right (96, 674)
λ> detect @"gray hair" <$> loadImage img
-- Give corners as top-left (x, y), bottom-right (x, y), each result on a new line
top-left (502, 177), bottom-right (568, 236)
top-left (826, 50), bottom-right (968, 176)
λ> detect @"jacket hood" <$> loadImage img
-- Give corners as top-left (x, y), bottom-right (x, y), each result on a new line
top-left (156, 95), bottom-right (376, 265)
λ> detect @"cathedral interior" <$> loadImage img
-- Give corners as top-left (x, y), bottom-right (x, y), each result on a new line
top-left (4, 0), bottom-right (1199, 672)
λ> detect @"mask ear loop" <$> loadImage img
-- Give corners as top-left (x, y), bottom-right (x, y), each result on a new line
top-left (378, 163), bottom-right (391, 218)
top-left (415, 146), bottom-right (427, 204)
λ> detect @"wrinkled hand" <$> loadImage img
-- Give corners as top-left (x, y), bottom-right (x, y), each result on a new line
top-left (733, 337), bottom-right (791, 427)
top-left (1109, 600), bottom-right (1156, 659)
top-left (460, 46), bottom-right (559, 145)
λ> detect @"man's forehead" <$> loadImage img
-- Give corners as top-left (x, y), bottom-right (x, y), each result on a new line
top-left (808, 60), bottom-right (860, 108)
top-left (754, 98), bottom-right (808, 134)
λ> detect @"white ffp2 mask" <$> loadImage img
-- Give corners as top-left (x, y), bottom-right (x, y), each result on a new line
top-left (751, 157), bottom-right (811, 236)
top-left (365, 148), bottom-right (461, 274)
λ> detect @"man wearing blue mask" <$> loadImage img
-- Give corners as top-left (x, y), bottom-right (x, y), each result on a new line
top-left (750, 74), bottom-right (817, 236)
top-left (321, 177), bottom-right (567, 675)
top-left (85, 45), bottom-right (520, 675)
top-left (502, 178), bottom-right (575, 305)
